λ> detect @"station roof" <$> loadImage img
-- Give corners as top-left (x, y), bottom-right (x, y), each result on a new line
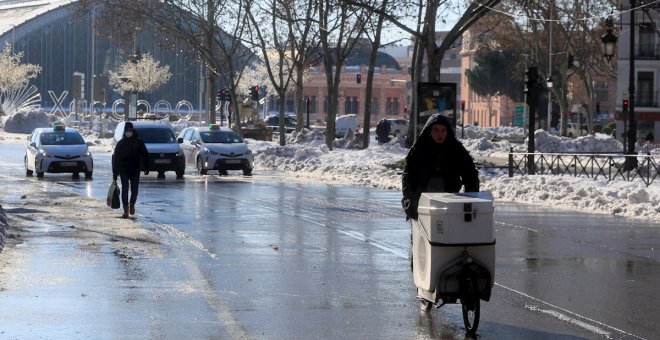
top-left (0, 0), bottom-right (73, 38)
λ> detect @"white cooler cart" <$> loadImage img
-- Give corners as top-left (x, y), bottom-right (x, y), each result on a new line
top-left (412, 192), bottom-right (495, 334)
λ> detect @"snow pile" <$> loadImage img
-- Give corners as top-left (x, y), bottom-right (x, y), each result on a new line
top-left (1, 109), bottom-right (54, 133)
top-left (534, 130), bottom-right (624, 153)
top-left (249, 126), bottom-right (660, 222)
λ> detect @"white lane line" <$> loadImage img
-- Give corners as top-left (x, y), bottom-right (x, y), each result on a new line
top-left (255, 201), bottom-right (410, 259)
top-left (260, 202), bottom-right (643, 339)
top-left (501, 284), bottom-right (645, 340)
top-left (166, 228), bottom-right (252, 340)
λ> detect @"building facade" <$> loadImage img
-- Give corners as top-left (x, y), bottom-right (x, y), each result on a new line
top-left (615, 0), bottom-right (660, 144)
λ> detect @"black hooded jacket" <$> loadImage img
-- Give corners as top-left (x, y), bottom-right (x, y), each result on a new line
top-left (401, 114), bottom-right (479, 218)
top-left (112, 126), bottom-right (149, 176)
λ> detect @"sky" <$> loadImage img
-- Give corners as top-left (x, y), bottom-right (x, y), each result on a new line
top-left (1, 117), bottom-right (658, 223)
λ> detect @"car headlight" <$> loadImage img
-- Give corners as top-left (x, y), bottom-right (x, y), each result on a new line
top-left (245, 149), bottom-right (252, 155)
top-left (83, 151), bottom-right (92, 157)
top-left (204, 147), bottom-right (218, 155)
top-left (176, 149), bottom-right (184, 157)
top-left (39, 149), bottom-right (51, 157)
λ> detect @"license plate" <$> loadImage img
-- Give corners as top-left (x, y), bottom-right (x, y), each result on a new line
top-left (154, 159), bottom-right (171, 164)
top-left (225, 159), bottom-right (241, 164)
top-left (60, 162), bottom-right (77, 167)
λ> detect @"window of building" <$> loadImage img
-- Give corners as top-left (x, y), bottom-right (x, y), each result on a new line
top-left (593, 81), bottom-right (609, 103)
top-left (311, 96), bottom-right (318, 113)
top-left (638, 24), bottom-right (655, 58)
top-left (637, 71), bottom-right (655, 107)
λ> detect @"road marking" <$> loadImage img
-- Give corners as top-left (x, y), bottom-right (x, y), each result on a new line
top-left (166, 228), bottom-right (252, 340)
top-left (502, 284), bottom-right (645, 339)
top-left (251, 198), bottom-right (645, 340)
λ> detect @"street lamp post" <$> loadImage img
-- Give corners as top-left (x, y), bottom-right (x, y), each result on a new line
top-left (546, 76), bottom-right (553, 130)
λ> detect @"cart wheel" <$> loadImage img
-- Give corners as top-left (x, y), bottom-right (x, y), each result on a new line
top-left (461, 278), bottom-right (480, 334)
top-left (419, 299), bottom-right (433, 312)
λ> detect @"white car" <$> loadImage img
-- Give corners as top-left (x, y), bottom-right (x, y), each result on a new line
top-left (113, 121), bottom-right (186, 179)
top-left (178, 124), bottom-right (254, 176)
top-left (25, 123), bottom-right (93, 179)
top-left (386, 118), bottom-right (409, 136)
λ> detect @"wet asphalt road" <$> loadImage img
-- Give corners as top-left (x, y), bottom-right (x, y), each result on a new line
top-left (0, 142), bottom-right (659, 339)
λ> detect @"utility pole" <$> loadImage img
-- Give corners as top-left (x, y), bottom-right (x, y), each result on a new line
top-left (624, 0), bottom-right (639, 171)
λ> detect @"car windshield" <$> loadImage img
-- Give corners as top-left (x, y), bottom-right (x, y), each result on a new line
top-left (40, 132), bottom-right (85, 145)
top-left (200, 130), bottom-right (243, 144)
top-left (136, 128), bottom-right (176, 143)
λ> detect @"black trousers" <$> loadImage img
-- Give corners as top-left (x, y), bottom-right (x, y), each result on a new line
top-left (119, 170), bottom-right (140, 207)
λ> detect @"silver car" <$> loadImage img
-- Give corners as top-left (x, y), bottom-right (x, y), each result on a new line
top-left (386, 118), bottom-right (409, 137)
top-left (178, 125), bottom-right (254, 176)
top-left (25, 123), bottom-right (94, 179)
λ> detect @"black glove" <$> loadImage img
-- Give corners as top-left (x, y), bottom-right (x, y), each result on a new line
top-left (143, 170), bottom-right (149, 175)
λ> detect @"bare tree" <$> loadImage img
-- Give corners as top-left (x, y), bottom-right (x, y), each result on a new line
top-left (490, 0), bottom-right (613, 136)
top-left (317, 0), bottom-right (370, 149)
top-left (245, 0), bottom-right (299, 146)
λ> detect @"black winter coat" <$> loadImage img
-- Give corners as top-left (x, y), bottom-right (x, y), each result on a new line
top-left (401, 114), bottom-right (479, 219)
top-left (112, 133), bottom-right (149, 176)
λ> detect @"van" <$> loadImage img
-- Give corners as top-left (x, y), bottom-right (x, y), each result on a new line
top-left (113, 121), bottom-right (186, 178)
top-left (335, 114), bottom-right (358, 137)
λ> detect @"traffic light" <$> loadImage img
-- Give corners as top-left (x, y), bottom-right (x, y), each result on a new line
top-left (524, 67), bottom-right (539, 106)
top-left (623, 99), bottom-right (629, 112)
top-left (356, 74), bottom-right (361, 84)
top-left (567, 54), bottom-right (575, 69)
top-left (403, 105), bottom-right (408, 113)
top-left (460, 100), bottom-right (465, 111)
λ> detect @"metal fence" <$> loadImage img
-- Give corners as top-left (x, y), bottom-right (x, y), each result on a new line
top-left (507, 150), bottom-right (660, 186)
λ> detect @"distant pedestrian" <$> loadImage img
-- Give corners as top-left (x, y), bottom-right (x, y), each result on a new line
top-left (376, 119), bottom-right (391, 144)
top-left (646, 131), bottom-right (655, 144)
top-left (112, 122), bottom-right (149, 218)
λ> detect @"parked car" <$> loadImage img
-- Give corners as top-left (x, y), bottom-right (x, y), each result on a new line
top-left (178, 124), bottom-right (254, 176)
top-left (385, 118), bottom-right (409, 136)
top-left (25, 122), bottom-right (94, 179)
top-left (113, 121), bottom-right (185, 179)
top-left (265, 115), bottom-right (298, 133)
top-left (335, 114), bottom-right (358, 137)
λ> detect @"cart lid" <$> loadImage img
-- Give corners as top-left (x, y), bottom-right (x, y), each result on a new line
top-left (418, 192), bottom-right (494, 215)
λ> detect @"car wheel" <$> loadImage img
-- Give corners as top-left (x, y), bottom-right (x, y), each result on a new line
top-left (85, 171), bottom-right (93, 179)
top-left (176, 168), bottom-right (185, 179)
top-left (568, 132), bottom-right (574, 138)
top-left (25, 156), bottom-right (33, 176)
top-left (196, 157), bottom-right (207, 175)
top-left (72, 173), bottom-right (80, 179)
top-left (36, 172), bottom-right (44, 178)
top-left (219, 170), bottom-right (228, 176)
top-left (243, 167), bottom-right (253, 176)
top-left (157, 171), bottom-right (166, 179)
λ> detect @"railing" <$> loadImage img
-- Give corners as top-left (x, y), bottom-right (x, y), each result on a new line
top-left (507, 150), bottom-right (660, 186)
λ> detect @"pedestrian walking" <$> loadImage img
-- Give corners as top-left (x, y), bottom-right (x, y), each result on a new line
top-left (401, 113), bottom-right (480, 220)
top-left (112, 121), bottom-right (149, 218)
